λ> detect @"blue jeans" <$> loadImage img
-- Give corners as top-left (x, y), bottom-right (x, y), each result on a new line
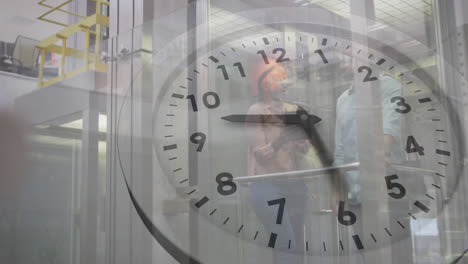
top-left (250, 181), bottom-right (308, 264)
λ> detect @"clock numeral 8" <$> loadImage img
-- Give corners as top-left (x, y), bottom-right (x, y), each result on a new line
top-left (216, 173), bottom-right (237, 196)
top-left (338, 201), bottom-right (357, 226)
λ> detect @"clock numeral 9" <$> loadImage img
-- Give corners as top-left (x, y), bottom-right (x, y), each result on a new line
top-left (391, 96), bottom-right (411, 114)
top-left (216, 172), bottom-right (237, 196)
top-left (267, 198), bottom-right (286, 225)
top-left (217, 62), bottom-right (246, 80)
top-left (338, 201), bottom-right (357, 226)
top-left (190, 132), bottom-right (206, 152)
top-left (406, 135), bottom-right (425, 156)
top-left (186, 92), bottom-right (220, 112)
top-left (385, 174), bottom-right (406, 199)
top-left (257, 48), bottom-right (290, 64)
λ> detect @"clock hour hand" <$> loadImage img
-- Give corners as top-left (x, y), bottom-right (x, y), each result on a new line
top-left (221, 112), bottom-right (322, 125)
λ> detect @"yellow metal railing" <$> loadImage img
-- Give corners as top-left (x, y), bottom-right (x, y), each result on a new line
top-left (36, 0), bottom-right (109, 88)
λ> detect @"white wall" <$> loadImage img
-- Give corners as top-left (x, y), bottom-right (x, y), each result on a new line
top-left (0, 71), bottom-right (36, 111)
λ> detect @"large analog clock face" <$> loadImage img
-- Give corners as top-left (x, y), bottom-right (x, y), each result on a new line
top-left (117, 8), bottom-right (465, 264)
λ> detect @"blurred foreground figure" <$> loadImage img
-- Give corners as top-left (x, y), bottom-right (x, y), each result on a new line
top-left (0, 112), bottom-right (26, 193)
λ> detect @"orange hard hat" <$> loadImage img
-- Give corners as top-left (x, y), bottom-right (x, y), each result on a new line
top-left (250, 59), bottom-right (287, 100)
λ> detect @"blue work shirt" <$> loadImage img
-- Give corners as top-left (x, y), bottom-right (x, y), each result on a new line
top-left (334, 75), bottom-right (404, 205)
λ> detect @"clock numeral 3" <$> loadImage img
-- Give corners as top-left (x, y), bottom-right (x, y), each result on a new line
top-left (338, 201), bottom-right (357, 226)
top-left (391, 96), bottom-right (411, 114)
top-left (186, 92), bottom-right (220, 112)
top-left (385, 174), bottom-right (406, 199)
top-left (216, 173), bottom-right (237, 196)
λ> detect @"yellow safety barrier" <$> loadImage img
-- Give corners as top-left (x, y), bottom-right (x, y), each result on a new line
top-left (36, 0), bottom-right (109, 88)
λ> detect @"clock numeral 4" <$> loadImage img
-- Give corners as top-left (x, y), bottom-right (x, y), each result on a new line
top-left (406, 135), bottom-right (425, 156)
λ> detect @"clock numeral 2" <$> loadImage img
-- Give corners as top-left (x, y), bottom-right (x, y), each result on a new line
top-left (186, 92), bottom-right (220, 112)
top-left (358, 66), bottom-right (378, 82)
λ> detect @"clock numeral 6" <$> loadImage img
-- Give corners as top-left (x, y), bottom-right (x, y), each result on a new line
top-left (190, 132), bottom-right (206, 152)
top-left (385, 174), bottom-right (406, 199)
top-left (186, 92), bottom-right (220, 112)
top-left (216, 172), bottom-right (237, 196)
top-left (391, 96), bottom-right (411, 114)
top-left (338, 201), bottom-right (357, 226)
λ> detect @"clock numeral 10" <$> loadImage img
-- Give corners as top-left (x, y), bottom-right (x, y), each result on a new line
top-left (186, 92), bottom-right (220, 112)
top-left (217, 62), bottom-right (246, 80)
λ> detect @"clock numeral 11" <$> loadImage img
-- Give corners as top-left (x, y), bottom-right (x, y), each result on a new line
top-left (217, 62), bottom-right (246, 80)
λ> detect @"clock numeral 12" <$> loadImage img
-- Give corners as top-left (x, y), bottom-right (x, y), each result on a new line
top-left (257, 48), bottom-right (291, 64)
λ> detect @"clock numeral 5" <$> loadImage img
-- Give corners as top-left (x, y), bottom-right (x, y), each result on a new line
top-left (186, 92), bottom-right (220, 112)
top-left (338, 201), bottom-right (357, 226)
top-left (385, 174), bottom-right (406, 199)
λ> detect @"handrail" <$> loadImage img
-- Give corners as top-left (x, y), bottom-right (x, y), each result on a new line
top-left (36, 0), bottom-right (109, 88)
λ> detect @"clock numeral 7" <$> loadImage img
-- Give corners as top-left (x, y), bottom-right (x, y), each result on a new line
top-left (186, 92), bottom-right (220, 112)
top-left (385, 174), bottom-right (406, 199)
top-left (217, 62), bottom-right (246, 80)
top-left (267, 198), bottom-right (286, 225)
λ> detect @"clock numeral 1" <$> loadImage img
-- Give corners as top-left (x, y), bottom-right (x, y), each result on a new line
top-left (314, 49), bottom-right (328, 64)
